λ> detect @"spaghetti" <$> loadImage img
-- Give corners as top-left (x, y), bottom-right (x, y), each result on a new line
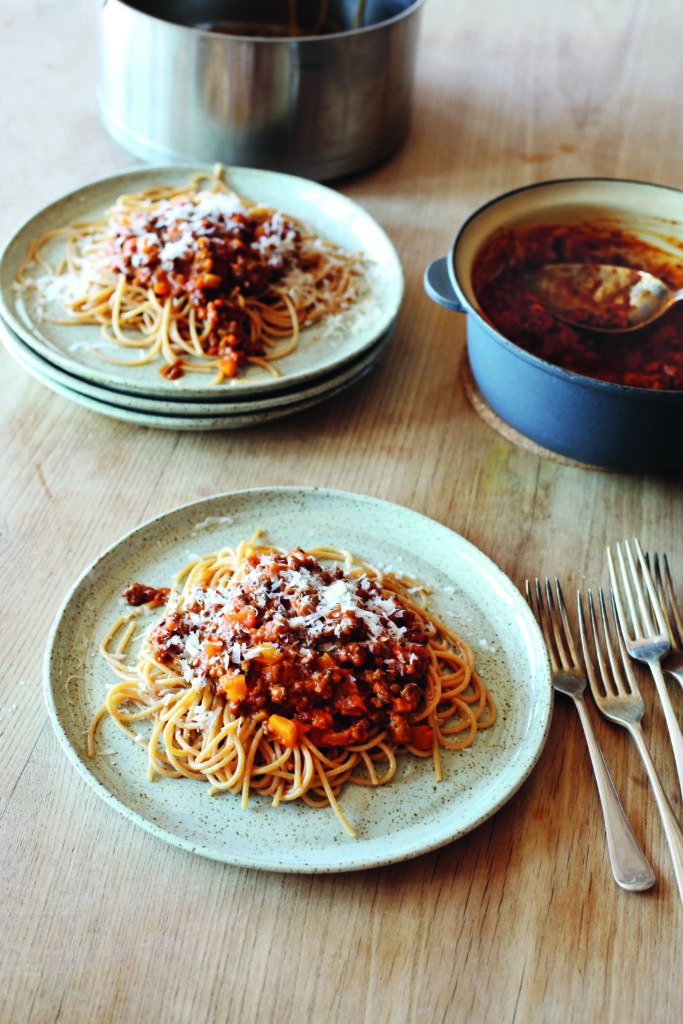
top-left (90, 535), bottom-right (496, 835)
top-left (16, 165), bottom-right (365, 382)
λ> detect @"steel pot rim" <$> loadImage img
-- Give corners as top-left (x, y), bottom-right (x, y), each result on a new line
top-left (109, 0), bottom-right (427, 41)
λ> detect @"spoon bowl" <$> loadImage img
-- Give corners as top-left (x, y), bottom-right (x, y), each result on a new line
top-left (523, 263), bottom-right (683, 332)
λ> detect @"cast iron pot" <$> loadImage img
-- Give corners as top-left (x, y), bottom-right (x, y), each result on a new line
top-left (424, 178), bottom-right (683, 473)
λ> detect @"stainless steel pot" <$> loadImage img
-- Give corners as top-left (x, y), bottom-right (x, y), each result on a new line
top-left (97, 0), bottom-right (425, 181)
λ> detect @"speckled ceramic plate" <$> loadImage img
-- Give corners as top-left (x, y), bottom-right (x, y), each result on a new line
top-left (44, 488), bottom-right (552, 872)
top-left (0, 165), bottom-right (403, 399)
top-left (0, 313), bottom-right (392, 426)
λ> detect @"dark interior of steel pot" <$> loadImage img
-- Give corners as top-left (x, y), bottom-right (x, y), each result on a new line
top-left (124, 0), bottom-right (418, 34)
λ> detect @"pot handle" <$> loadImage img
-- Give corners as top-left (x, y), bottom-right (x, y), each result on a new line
top-left (423, 257), bottom-right (466, 313)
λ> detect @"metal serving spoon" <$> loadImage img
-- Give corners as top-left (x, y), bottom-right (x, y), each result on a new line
top-left (523, 262), bottom-right (683, 332)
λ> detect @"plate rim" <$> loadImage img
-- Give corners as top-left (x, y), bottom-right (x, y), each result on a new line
top-left (6, 339), bottom-right (387, 430)
top-left (0, 311), bottom-right (395, 415)
top-left (43, 486), bottom-right (553, 872)
top-left (0, 163), bottom-right (404, 399)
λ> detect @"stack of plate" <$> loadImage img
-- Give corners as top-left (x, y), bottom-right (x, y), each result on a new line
top-left (0, 166), bottom-right (403, 430)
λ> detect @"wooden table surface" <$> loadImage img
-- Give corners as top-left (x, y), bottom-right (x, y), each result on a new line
top-left (2, 1), bottom-right (683, 1021)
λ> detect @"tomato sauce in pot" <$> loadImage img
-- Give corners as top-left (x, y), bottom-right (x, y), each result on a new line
top-left (472, 220), bottom-right (683, 390)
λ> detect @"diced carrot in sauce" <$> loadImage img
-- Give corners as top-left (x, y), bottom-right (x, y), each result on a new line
top-left (219, 354), bottom-right (239, 378)
top-left (153, 278), bottom-right (171, 298)
top-left (227, 606), bottom-right (257, 628)
top-left (267, 714), bottom-right (299, 748)
top-left (198, 273), bottom-right (222, 289)
top-left (220, 672), bottom-right (247, 701)
top-left (255, 643), bottom-right (282, 664)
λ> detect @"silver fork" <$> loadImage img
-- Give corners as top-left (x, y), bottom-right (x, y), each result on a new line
top-left (579, 588), bottom-right (683, 903)
top-left (607, 538), bottom-right (683, 800)
top-left (648, 551), bottom-right (683, 688)
top-left (525, 577), bottom-right (655, 891)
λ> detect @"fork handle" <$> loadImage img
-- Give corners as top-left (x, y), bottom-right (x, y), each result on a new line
top-left (572, 695), bottom-right (655, 891)
top-left (628, 721), bottom-right (683, 903)
top-left (649, 661), bottom-right (683, 800)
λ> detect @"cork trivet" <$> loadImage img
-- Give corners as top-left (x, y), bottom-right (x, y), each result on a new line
top-left (459, 354), bottom-right (601, 470)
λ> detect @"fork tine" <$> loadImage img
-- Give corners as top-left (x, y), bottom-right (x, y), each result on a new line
top-left (601, 588), bottom-right (642, 699)
top-left (647, 553), bottom-right (675, 646)
top-left (608, 538), bottom-right (670, 641)
top-left (549, 577), bottom-right (580, 669)
top-left (623, 539), bottom-right (654, 635)
top-left (578, 589), bottom-right (605, 699)
top-left (655, 553), bottom-right (683, 649)
top-left (632, 538), bottom-right (670, 635)
top-left (607, 544), bottom-right (635, 641)
top-left (525, 578), bottom-right (560, 671)
top-left (525, 579), bottom-right (548, 657)
top-left (543, 579), bottom-right (566, 664)
top-left (529, 577), bottom-right (576, 671)
top-left (578, 588), bottom-right (628, 701)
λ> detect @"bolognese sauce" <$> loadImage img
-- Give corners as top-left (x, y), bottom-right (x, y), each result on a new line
top-left (147, 548), bottom-right (432, 749)
top-left (122, 582), bottom-right (170, 607)
top-left (107, 197), bottom-right (310, 377)
top-left (473, 221), bottom-right (683, 389)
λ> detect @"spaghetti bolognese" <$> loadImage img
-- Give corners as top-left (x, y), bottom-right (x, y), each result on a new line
top-left (90, 535), bottom-right (496, 835)
top-left (16, 166), bottom-right (365, 382)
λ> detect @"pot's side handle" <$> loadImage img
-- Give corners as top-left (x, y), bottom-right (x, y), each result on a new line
top-left (423, 257), bottom-right (466, 313)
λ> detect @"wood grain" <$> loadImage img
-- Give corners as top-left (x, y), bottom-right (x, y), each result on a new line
top-left (2, 1), bottom-right (683, 1021)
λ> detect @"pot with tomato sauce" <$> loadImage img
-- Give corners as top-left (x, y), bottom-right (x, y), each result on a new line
top-left (424, 178), bottom-right (683, 472)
